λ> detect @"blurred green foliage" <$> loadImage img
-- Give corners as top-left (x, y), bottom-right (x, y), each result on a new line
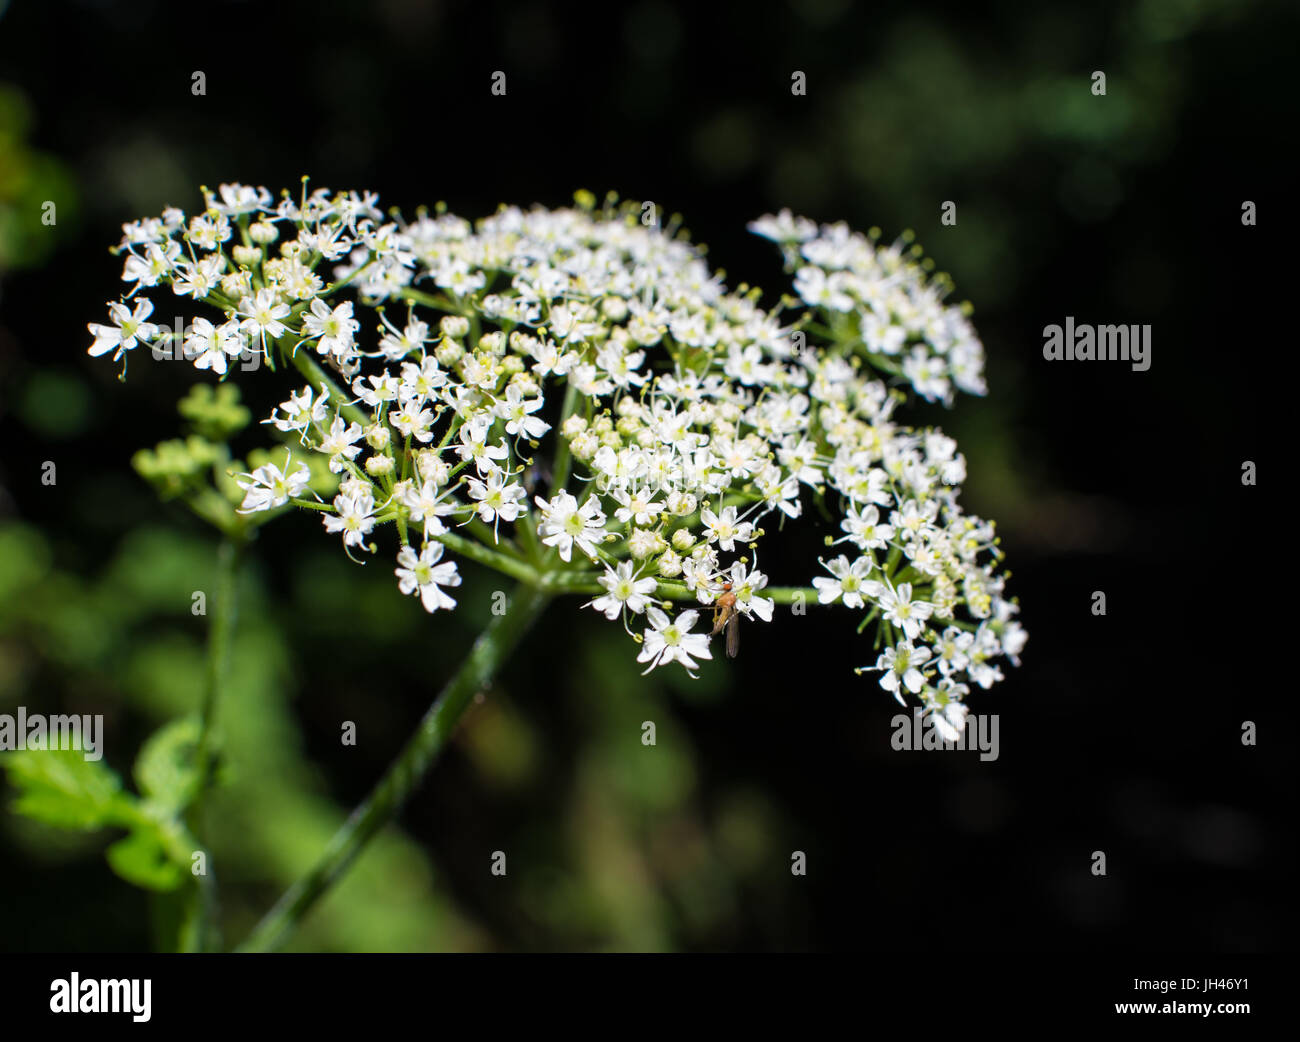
top-left (0, 521), bottom-right (487, 950)
top-left (0, 512), bottom-right (799, 950)
top-left (0, 83), bottom-right (77, 274)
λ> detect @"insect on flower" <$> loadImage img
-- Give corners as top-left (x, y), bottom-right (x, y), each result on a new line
top-left (709, 580), bottom-right (741, 659)
top-left (84, 183), bottom-right (1026, 701)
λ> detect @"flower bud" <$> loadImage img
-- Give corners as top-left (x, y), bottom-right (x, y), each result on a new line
top-left (435, 340), bottom-right (463, 367)
top-left (627, 528), bottom-right (660, 560)
top-left (570, 430), bottom-right (600, 461)
top-left (220, 271), bottom-right (251, 298)
top-left (667, 491), bottom-right (697, 516)
top-left (365, 454), bottom-right (394, 477)
top-left (440, 316), bottom-right (469, 338)
top-left (339, 475), bottom-right (370, 499)
top-left (249, 220), bottom-right (279, 245)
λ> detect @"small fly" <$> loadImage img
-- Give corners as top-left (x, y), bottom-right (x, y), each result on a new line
top-left (710, 580), bottom-right (741, 659)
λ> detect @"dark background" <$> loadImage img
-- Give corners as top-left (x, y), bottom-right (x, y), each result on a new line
top-left (0, 0), bottom-right (1288, 951)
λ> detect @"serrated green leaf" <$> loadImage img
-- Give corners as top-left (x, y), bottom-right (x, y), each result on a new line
top-left (105, 829), bottom-right (185, 892)
top-left (133, 716), bottom-right (202, 814)
top-left (2, 749), bottom-right (137, 830)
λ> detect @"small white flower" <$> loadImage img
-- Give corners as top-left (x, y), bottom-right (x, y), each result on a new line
top-left (395, 541), bottom-right (462, 613)
top-left (238, 288), bottom-right (292, 349)
top-left (535, 491), bottom-right (606, 563)
top-left (875, 581), bottom-right (934, 640)
top-left (87, 299), bottom-right (159, 360)
top-left (872, 641), bottom-right (931, 704)
top-left (172, 253), bottom-right (226, 299)
top-left (587, 561), bottom-right (658, 621)
top-left (637, 606), bottom-right (712, 675)
top-left (811, 554), bottom-right (874, 608)
top-left (495, 383), bottom-right (550, 439)
top-left (185, 317), bottom-right (247, 375)
top-left (933, 626), bottom-right (975, 676)
top-left (267, 383), bottom-right (330, 438)
top-left (611, 486), bottom-right (664, 526)
top-left (323, 489), bottom-right (376, 548)
top-left (208, 182), bottom-right (272, 216)
top-left (467, 471), bottom-right (526, 538)
top-left (928, 697), bottom-right (969, 743)
top-left (839, 504), bottom-right (894, 551)
top-left (317, 415), bottom-right (365, 472)
top-left (699, 505), bottom-right (753, 552)
top-left (403, 479), bottom-right (460, 538)
top-left (728, 561), bottom-right (774, 622)
top-left (235, 455), bottom-right (311, 513)
top-left (122, 242), bottom-right (179, 288)
top-left (302, 298), bottom-right (360, 358)
top-left (747, 209), bottom-right (818, 242)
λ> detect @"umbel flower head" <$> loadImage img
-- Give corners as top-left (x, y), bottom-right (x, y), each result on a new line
top-left (89, 181), bottom-right (1025, 719)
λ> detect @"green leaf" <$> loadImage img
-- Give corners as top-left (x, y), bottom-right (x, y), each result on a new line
top-left (2, 749), bottom-right (136, 830)
top-left (133, 716), bottom-right (202, 815)
top-left (178, 383), bottom-right (251, 441)
top-left (105, 829), bottom-right (185, 892)
top-left (132, 435), bottom-right (221, 498)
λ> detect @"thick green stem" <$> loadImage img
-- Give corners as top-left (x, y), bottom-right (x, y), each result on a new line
top-left (435, 530), bottom-right (539, 585)
top-left (193, 537), bottom-right (241, 795)
top-left (235, 584), bottom-right (551, 952)
top-left (179, 534), bottom-right (243, 953)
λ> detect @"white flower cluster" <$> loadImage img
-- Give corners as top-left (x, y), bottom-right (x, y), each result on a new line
top-left (89, 182), bottom-right (1024, 719)
top-left (750, 209), bottom-right (987, 403)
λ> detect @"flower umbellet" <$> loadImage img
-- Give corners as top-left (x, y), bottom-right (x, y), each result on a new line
top-left (88, 181), bottom-right (1025, 722)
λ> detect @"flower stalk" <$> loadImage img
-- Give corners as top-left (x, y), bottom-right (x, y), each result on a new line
top-left (177, 532), bottom-right (244, 953)
top-left (235, 583), bottom-right (550, 952)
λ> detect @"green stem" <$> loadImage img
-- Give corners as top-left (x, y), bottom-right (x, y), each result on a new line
top-left (463, 515), bottom-right (524, 560)
top-left (235, 584), bottom-right (551, 953)
top-left (435, 530), bottom-right (539, 586)
top-left (194, 538), bottom-right (241, 787)
top-left (515, 506), bottom-right (545, 568)
top-left (399, 287), bottom-right (463, 314)
top-left (549, 382), bottom-right (579, 494)
top-left (180, 533), bottom-right (243, 953)
top-left (286, 343), bottom-right (369, 428)
top-left (537, 572), bottom-right (818, 605)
